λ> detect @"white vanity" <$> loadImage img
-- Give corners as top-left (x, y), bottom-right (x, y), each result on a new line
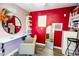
top-left (62, 31), bottom-right (77, 55)
top-left (0, 34), bottom-right (26, 56)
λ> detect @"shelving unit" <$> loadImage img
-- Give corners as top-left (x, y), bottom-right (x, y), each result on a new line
top-left (66, 6), bottom-right (79, 56)
top-left (69, 6), bottom-right (79, 29)
top-left (26, 15), bottom-right (32, 36)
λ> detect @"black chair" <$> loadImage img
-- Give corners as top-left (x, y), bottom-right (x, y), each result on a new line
top-left (65, 38), bottom-right (79, 56)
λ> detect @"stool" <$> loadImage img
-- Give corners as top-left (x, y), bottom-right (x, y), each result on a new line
top-left (65, 38), bottom-right (79, 56)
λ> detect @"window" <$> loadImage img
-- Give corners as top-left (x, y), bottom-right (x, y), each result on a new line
top-left (52, 23), bottom-right (63, 31)
top-left (38, 15), bottom-right (46, 27)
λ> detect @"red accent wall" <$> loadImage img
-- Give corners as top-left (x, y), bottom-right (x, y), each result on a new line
top-left (30, 6), bottom-right (76, 47)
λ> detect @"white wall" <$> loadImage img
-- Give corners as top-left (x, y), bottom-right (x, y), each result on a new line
top-left (0, 3), bottom-right (28, 40)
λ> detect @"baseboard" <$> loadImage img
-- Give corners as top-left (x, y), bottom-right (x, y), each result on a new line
top-left (6, 48), bottom-right (18, 56)
top-left (36, 43), bottom-right (45, 46)
top-left (54, 46), bottom-right (62, 49)
top-left (36, 43), bottom-right (61, 50)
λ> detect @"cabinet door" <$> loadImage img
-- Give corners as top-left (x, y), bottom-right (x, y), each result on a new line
top-left (54, 31), bottom-right (62, 47)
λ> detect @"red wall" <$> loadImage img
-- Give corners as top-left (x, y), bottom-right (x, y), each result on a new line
top-left (30, 6), bottom-right (76, 47)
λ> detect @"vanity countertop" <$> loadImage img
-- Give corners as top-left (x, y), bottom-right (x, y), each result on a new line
top-left (0, 33), bottom-right (26, 43)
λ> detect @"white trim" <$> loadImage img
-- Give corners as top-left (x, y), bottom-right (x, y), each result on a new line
top-left (54, 46), bottom-right (62, 49)
top-left (6, 48), bottom-right (18, 56)
top-left (36, 43), bottom-right (45, 46)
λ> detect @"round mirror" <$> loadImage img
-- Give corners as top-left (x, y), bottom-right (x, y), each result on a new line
top-left (2, 8), bottom-right (22, 34)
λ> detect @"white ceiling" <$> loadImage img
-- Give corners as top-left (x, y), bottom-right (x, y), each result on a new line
top-left (15, 3), bottom-right (77, 12)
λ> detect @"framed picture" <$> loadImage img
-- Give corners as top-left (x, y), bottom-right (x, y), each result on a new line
top-left (52, 23), bottom-right (63, 31)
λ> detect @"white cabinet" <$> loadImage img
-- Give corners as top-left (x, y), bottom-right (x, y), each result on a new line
top-left (62, 31), bottom-right (77, 55)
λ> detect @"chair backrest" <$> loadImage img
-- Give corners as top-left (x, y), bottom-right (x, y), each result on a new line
top-left (24, 35), bottom-right (37, 43)
top-left (33, 35), bottom-right (37, 43)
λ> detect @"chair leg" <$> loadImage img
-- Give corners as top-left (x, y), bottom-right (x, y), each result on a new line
top-left (73, 43), bottom-right (78, 56)
top-left (65, 41), bottom-right (71, 56)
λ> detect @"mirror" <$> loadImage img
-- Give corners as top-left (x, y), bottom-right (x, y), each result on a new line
top-left (46, 26), bottom-right (51, 41)
top-left (1, 8), bottom-right (22, 34)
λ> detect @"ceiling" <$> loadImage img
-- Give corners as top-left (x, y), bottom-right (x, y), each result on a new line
top-left (15, 3), bottom-right (77, 12)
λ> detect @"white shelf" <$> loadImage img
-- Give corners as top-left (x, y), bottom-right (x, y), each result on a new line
top-left (26, 15), bottom-right (32, 36)
top-left (26, 16), bottom-right (32, 18)
top-left (69, 14), bottom-right (79, 28)
top-left (69, 6), bottom-right (79, 29)
top-left (71, 14), bottom-right (79, 22)
top-left (28, 20), bottom-right (32, 22)
top-left (28, 23), bottom-right (32, 26)
top-left (27, 16), bottom-right (32, 18)
top-left (28, 30), bottom-right (32, 34)
top-left (28, 27), bottom-right (32, 30)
